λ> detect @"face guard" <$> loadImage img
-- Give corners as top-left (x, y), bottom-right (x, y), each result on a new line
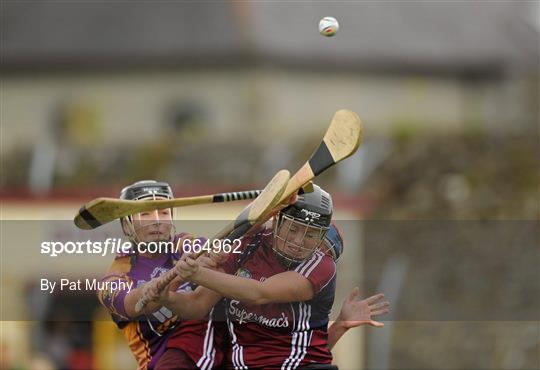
top-left (125, 204), bottom-right (175, 244)
top-left (119, 180), bottom-right (175, 244)
top-left (273, 213), bottom-right (329, 268)
top-left (272, 184), bottom-right (332, 268)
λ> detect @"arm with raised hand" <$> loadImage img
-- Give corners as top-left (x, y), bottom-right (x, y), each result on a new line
top-left (327, 287), bottom-right (390, 350)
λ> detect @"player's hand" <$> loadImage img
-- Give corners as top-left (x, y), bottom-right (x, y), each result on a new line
top-left (180, 250), bottom-right (197, 262)
top-left (336, 287), bottom-right (390, 329)
top-left (168, 275), bottom-right (184, 292)
top-left (285, 192), bottom-right (299, 206)
top-left (197, 255), bottom-right (218, 269)
top-left (175, 256), bottom-right (200, 280)
top-left (267, 192), bottom-right (299, 219)
top-left (140, 278), bottom-right (169, 308)
top-left (207, 248), bottom-right (229, 265)
top-left (278, 192), bottom-right (298, 210)
top-left (141, 279), bottom-right (158, 302)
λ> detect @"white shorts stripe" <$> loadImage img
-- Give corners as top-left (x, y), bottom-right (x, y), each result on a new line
top-left (282, 302), bottom-right (304, 369)
top-left (227, 319), bottom-right (247, 370)
top-left (291, 304), bottom-right (312, 369)
top-left (291, 303), bottom-right (312, 369)
top-left (282, 301), bottom-right (313, 370)
top-left (196, 316), bottom-right (215, 370)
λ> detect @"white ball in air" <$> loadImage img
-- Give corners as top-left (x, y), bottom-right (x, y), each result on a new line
top-left (319, 16), bottom-right (339, 37)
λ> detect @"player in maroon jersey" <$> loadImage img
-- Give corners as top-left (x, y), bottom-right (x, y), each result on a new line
top-left (150, 184), bottom-right (389, 369)
top-left (97, 180), bottom-right (227, 370)
top-left (155, 222), bottom-right (388, 370)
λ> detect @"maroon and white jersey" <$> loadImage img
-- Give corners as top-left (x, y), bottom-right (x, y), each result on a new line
top-left (223, 227), bottom-right (337, 369)
top-left (165, 299), bottom-right (230, 370)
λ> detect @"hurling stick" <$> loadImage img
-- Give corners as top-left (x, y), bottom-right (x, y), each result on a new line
top-left (276, 108), bottom-right (363, 210)
top-left (134, 169), bottom-right (290, 313)
top-left (134, 109), bottom-right (363, 312)
top-left (222, 109), bottom-right (363, 238)
top-left (211, 109), bottom-right (362, 239)
top-left (178, 109), bottom-right (362, 240)
top-left (76, 108), bottom-right (360, 231)
top-left (74, 189), bottom-right (264, 230)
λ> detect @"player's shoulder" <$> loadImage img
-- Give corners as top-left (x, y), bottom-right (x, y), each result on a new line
top-left (295, 250), bottom-right (336, 277)
top-left (221, 226), bottom-right (269, 273)
top-left (230, 225), bottom-right (269, 253)
top-left (106, 255), bottom-right (132, 275)
top-left (99, 256), bottom-right (133, 290)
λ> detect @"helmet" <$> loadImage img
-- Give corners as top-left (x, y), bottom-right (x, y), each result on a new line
top-left (280, 184), bottom-right (332, 228)
top-left (323, 223), bottom-right (344, 261)
top-left (120, 180), bottom-right (174, 201)
top-left (119, 180), bottom-right (175, 243)
top-left (273, 184), bottom-right (333, 268)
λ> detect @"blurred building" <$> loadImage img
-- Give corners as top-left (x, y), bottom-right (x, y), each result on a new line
top-left (2, 1), bottom-right (538, 155)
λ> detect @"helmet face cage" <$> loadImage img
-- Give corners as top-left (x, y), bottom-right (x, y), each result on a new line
top-left (124, 198), bottom-right (175, 243)
top-left (272, 213), bottom-right (329, 268)
top-left (272, 184), bottom-right (333, 268)
top-left (119, 181), bottom-right (175, 244)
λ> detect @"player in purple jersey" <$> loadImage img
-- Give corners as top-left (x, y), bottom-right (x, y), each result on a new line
top-left (97, 180), bottom-right (224, 370)
top-left (147, 185), bottom-right (389, 369)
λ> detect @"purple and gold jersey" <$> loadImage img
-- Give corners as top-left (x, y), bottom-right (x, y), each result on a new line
top-left (97, 233), bottom-right (196, 370)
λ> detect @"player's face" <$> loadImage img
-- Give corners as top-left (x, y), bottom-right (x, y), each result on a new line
top-left (132, 208), bottom-right (173, 243)
top-left (274, 217), bottom-right (323, 261)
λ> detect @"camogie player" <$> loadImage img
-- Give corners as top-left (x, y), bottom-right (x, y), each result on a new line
top-left (150, 185), bottom-right (390, 369)
top-left (96, 180), bottom-right (228, 370)
top-left (156, 222), bottom-right (389, 369)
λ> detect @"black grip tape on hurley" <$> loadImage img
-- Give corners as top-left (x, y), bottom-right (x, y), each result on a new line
top-left (308, 141), bottom-right (334, 176)
top-left (78, 207), bottom-right (102, 229)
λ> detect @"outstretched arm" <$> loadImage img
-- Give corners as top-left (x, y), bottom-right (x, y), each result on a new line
top-left (327, 287), bottom-right (390, 350)
top-left (176, 257), bottom-right (315, 305)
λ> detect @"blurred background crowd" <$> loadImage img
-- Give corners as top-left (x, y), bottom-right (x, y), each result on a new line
top-left (1, 1), bottom-right (538, 370)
